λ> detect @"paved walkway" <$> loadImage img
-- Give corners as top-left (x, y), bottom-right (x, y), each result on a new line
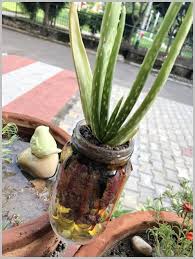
top-left (3, 55), bottom-right (193, 210)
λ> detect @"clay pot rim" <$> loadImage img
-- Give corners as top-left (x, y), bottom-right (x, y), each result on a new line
top-left (2, 111), bottom-right (71, 146)
top-left (74, 210), bottom-right (186, 257)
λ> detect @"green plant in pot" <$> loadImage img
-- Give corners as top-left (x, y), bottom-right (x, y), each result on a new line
top-left (49, 2), bottom-right (193, 244)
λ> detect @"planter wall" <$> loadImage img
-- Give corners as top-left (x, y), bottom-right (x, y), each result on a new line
top-left (2, 213), bottom-right (59, 257)
top-left (2, 112), bottom-right (70, 146)
top-left (3, 210), bottom-right (184, 257)
top-left (73, 211), bottom-right (184, 257)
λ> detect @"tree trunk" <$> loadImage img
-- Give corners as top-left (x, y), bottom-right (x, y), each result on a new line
top-left (30, 12), bottom-right (36, 22)
top-left (43, 3), bottom-right (50, 26)
top-left (54, 16), bottom-right (57, 27)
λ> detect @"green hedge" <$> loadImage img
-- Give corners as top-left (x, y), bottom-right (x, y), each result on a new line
top-left (78, 10), bottom-right (103, 34)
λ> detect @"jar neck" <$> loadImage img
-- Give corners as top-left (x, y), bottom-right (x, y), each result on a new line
top-left (71, 120), bottom-right (134, 167)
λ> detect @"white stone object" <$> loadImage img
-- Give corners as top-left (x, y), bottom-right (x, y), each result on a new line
top-left (17, 148), bottom-right (59, 179)
top-left (131, 235), bottom-right (152, 256)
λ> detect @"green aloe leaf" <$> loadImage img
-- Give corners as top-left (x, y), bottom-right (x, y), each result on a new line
top-left (99, 4), bottom-right (126, 138)
top-left (69, 3), bottom-right (92, 125)
top-left (103, 2), bottom-right (183, 143)
top-left (90, 2), bottom-right (122, 139)
top-left (107, 3), bottom-right (193, 146)
top-left (105, 97), bottom-right (123, 135)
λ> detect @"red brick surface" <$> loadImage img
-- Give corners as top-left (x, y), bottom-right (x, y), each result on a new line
top-left (2, 55), bottom-right (35, 74)
top-left (3, 68), bottom-right (78, 122)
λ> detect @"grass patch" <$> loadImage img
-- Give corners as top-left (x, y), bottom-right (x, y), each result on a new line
top-left (2, 2), bottom-right (23, 13)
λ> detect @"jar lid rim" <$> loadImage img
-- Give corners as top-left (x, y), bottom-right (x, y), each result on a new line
top-left (71, 120), bottom-right (134, 165)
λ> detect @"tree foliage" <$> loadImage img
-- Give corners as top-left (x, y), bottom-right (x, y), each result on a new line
top-left (20, 2), bottom-right (68, 26)
top-left (123, 2), bottom-right (148, 41)
top-left (78, 10), bottom-right (89, 30)
top-left (39, 2), bottom-right (68, 26)
top-left (20, 2), bottom-right (39, 21)
top-left (153, 2), bottom-right (191, 35)
top-left (153, 2), bottom-right (192, 51)
top-left (78, 10), bottom-right (103, 34)
top-left (88, 13), bottom-right (103, 34)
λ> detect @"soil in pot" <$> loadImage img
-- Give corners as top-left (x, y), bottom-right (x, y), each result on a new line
top-left (2, 137), bottom-right (58, 229)
top-left (103, 231), bottom-right (154, 257)
top-left (80, 125), bottom-right (129, 150)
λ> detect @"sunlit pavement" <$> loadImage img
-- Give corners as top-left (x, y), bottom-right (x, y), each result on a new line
top-left (2, 54), bottom-right (192, 210)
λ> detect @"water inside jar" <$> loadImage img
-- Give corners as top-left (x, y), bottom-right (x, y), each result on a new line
top-left (50, 152), bottom-right (129, 243)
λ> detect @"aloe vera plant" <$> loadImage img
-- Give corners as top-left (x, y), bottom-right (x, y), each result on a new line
top-left (69, 2), bottom-right (193, 146)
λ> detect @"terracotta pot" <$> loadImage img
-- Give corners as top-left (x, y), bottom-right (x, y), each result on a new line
top-left (3, 210), bottom-right (184, 257)
top-left (2, 213), bottom-right (59, 257)
top-left (72, 211), bottom-right (184, 257)
top-left (2, 111), bottom-right (70, 257)
top-left (2, 111), bottom-right (70, 146)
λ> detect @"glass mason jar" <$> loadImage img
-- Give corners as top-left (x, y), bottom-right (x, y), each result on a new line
top-left (49, 121), bottom-right (134, 244)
